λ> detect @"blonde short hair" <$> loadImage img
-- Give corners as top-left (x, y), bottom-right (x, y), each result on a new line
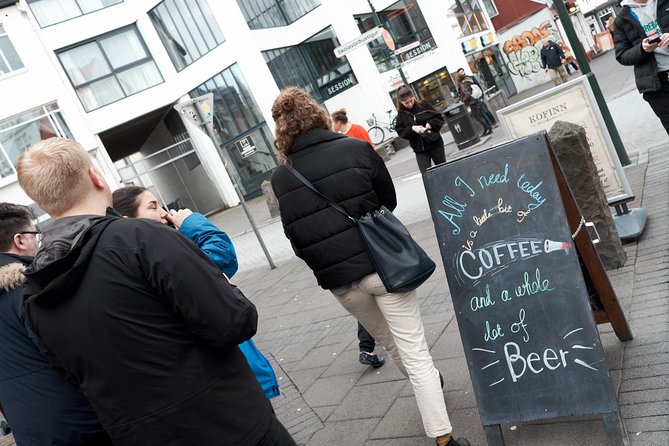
top-left (17, 137), bottom-right (93, 216)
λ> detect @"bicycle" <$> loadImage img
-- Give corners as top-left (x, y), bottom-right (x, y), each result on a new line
top-left (366, 110), bottom-right (397, 145)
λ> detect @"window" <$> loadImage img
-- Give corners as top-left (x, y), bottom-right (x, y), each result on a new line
top-left (480, 0), bottom-right (498, 18)
top-left (237, 0), bottom-right (320, 30)
top-left (0, 103), bottom-right (72, 180)
top-left (263, 27), bottom-right (357, 102)
top-left (355, 0), bottom-right (436, 73)
top-left (448, 0), bottom-right (490, 37)
top-left (57, 26), bottom-right (163, 112)
top-left (0, 25), bottom-right (24, 76)
top-left (27, 0), bottom-right (123, 28)
top-left (149, 0), bottom-right (224, 71)
top-left (412, 68), bottom-right (458, 110)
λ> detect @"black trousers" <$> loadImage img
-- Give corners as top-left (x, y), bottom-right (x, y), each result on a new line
top-left (415, 145), bottom-right (446, 174)
top-left (256, 414), bottom-right (296, 446)
top-left (643, 71), bottom-right (669, 137)
top-left (470, 102), bottom-right (492, 132)
top-left (358, 321), bottom-right (376, 352)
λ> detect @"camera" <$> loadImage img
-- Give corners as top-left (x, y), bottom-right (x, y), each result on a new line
top-left (648, 35), bottom-right (661, 44)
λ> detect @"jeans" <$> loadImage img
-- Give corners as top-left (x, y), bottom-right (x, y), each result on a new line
top-left (415, 145), bottom-right (446, 174)
top-left (334, 273), bottom-right (452, 438)
top-left (478, 99), bottom-right (496, 125)
top-left (358, 322), bottom-right (376, 353)
top-left (470, 102), bottom-right (492, 133)
top-left (643, 71), bottom-right (669, 137)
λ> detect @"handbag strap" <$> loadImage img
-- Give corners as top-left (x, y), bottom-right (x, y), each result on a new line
top-left (284, 164), bottom-right (355, 222)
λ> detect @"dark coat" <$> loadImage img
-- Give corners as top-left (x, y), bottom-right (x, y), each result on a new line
top-left (614, 0), bottom-right (669, 93)
top-left (458, 78), bottom-right (478, 105)
top-left (0, 253), bottom-right (110, 446)
top-left (394, 101), bottom-right (445, 153)
top-left (540, 41), bottom-right (565, 69)
top-left (271, 129), bottom-right (396, 290)
top-left (23, 212), bottom-right (272, 446)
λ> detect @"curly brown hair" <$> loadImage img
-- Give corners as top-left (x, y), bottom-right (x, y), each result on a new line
top-left (271, 87), bottom-right (331, 160)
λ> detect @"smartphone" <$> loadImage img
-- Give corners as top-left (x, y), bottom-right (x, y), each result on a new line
top-left (648, 35), bottom-right (661, 44)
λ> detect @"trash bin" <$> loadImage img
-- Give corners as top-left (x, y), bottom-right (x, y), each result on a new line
top-left (442, 103), bottom-right (480, 150)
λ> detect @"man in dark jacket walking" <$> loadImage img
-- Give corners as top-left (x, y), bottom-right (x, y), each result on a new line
top-left (0, 202), bottom-right (112, 446)
top-left (614, 0), bottom-right (669, 135)
top-left (540, 38), bottom-right (568, 85)
top-left (16, 138), bottom-right (294, 446)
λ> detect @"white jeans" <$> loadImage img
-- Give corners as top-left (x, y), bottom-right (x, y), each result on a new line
top-left (334, 273), bottom-right (452, 438)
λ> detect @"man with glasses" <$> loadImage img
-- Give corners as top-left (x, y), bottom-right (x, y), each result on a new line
top-left (0, 202), bottom-right (111, 445)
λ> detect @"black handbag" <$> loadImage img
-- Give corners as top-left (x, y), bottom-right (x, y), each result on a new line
top-left (285, 164), bottom-right (436, 293)
top-left (421, 129), bottom-right (442, 144)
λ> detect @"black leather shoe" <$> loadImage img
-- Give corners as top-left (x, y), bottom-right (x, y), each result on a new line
top-left (359, 352), bottom-right (385, 368)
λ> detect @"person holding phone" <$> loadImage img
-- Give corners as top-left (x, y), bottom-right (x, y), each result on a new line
top-left (614, 0), bottom-right (669, 136)
top-left (112, 186), bottom-right (281, 400)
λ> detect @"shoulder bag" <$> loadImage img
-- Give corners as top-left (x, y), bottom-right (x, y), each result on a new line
top-left (285, 164), bottom-right (435, 293)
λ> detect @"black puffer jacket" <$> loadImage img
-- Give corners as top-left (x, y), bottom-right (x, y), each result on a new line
top-left (614, 0), bottom-right (669, 93)
top-left (394, 101), bottom-right (445, 153)
top-left (271, 129), bottom-right (396, 290)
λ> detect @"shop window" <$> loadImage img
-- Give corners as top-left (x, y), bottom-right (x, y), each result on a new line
top-left (412, 68), bottom-right (458, 111)
top-left (0, 25), bottom-right (24, 76)
top-left (149, 0), bottom-right (224, 72)
top-left (57, 25), bottom-right (163, 112)
top-left (27, 0), bottom-right (123, 28)
top-left (448, 0), bottom-right (490, 37)
top-left (355, 0), bottom-right (435, 73)
top-left (0, 103), bottom-right (72, 181)
top-left (236, 0), bottom-right (320, 30)
top-left (263, 27), bottom-right (357, 102)
top-left (479, 0), bottom-right (498, 18)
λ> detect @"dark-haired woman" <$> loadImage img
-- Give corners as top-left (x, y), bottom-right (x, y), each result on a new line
top-left (112, 186), bottom-right (280, 400)
top-left (456, 71), bottom-right (493, 137)
top-left (270, 87), bottom-right (469, 446)
top-left (393, 85), bottom-right (446, 174)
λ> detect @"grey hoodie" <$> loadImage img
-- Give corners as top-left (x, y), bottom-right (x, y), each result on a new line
top-left (621, 0), bottom-right (669, 70)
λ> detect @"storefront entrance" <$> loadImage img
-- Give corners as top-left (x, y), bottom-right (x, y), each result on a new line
top-left (467, 46), bottom-right (517, 99)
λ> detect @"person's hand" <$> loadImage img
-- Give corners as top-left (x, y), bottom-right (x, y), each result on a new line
top-left (425, 123), bottom-right (432, 130)
top-left (643, 37), bottom-right (660, 52)
top-left (659, 33), bottom-right (669, 49)
top-left (412, 125), bottom-right (426, 134)
top-left (166, 208), bottom-right (193, 229)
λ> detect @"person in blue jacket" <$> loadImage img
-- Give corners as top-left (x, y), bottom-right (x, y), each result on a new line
top-left (112, 186), bottom-right (280, 399)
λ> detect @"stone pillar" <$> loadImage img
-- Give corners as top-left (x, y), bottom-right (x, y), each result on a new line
top-left (261, 180), bottom-right (280, 219)
top-left (548, 121), bottom-right (626, 270)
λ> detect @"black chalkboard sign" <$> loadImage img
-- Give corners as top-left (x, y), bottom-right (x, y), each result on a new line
top-left (424, 134), bottom-right (618, 427)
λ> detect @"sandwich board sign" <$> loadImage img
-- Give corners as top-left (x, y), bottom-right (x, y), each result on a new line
top-left (423, 133), bottom-right (628, 445)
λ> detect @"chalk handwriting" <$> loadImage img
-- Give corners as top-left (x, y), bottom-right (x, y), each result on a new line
top-left (439, 196), bottom-right (467, 235)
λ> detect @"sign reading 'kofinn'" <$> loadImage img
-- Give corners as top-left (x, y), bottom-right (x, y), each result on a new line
top-left (497, 76), bottom-right (633, 204)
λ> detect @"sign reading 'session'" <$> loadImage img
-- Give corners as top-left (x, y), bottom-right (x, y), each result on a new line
top-left (424, 134), bottom-right (618, 425)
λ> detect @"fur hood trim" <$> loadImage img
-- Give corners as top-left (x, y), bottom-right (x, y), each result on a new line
top-left (0, 263), bottom-right (25, 291)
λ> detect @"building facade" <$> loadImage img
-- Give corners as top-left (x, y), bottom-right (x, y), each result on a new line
top-left (1, 0), bottom-right (505, 218)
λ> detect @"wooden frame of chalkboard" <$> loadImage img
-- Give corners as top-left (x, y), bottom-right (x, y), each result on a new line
top-left (424, 132), bottom-right (628, 445)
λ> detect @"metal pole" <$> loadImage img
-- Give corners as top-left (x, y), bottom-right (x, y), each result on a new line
top-left (367, 0), bottom-right (413, 93)
top-left (553, 0), bottom-right (631, 166)
top-left (192, 107), bottom-right (277, 270)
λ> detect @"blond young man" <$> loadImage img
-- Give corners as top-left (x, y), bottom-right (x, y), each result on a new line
top-left (17, 138), bottom-right (294, 446)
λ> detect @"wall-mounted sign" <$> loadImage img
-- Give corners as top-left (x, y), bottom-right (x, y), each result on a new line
top-left (398, 37), bottom-right (437, 62)
top-left (235, 136), bottom-right (257, 159)
top-left (497, 76), bottom-right (632, 204)
top-left (334, 27), bottom-right (383, 58)
top-left (322, 72), bottom-right (357, 99)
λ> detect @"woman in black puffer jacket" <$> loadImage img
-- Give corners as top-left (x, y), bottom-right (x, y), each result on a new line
top-left (393, 85), bottom-right (446, 174)
top-left (270, 87), bottom-right (469, 446)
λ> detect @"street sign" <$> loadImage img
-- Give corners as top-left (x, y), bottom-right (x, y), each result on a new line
top-left (334, 27), bottom-right (383, 58)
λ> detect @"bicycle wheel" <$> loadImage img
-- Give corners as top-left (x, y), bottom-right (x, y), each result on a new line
top-left (390, 116), bottom-right (397, 132)
top-left (368, 126), bottom-right (385, 145)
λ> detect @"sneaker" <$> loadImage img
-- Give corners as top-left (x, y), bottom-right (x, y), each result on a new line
top-left (436, 436), bottom-right (471, 446)
top-left (359, 351), bottom-right (385, 368)
top-left (439, 371), bottom-right (444, 389)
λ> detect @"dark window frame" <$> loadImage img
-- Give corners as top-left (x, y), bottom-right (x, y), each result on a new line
top-left (149, 0), bottom-right (225, 72)
top-left (26, 0), bottom-right (124, 28)
top-left (56, 24), bottom-right (163, 112)
top-left (236, 0), bottom-right (321, 30)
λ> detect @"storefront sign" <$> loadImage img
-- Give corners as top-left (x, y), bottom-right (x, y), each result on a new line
top-left (497, 77), bottom-right (632, 203)
top-left (398, 37), bottom-right (437, 62)
top-left (235, 136), bottom-right (258, 159)
top-left (334, 27), bottom-right (383, 58)
top-left (323, 73), bottom-right (357, 98)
